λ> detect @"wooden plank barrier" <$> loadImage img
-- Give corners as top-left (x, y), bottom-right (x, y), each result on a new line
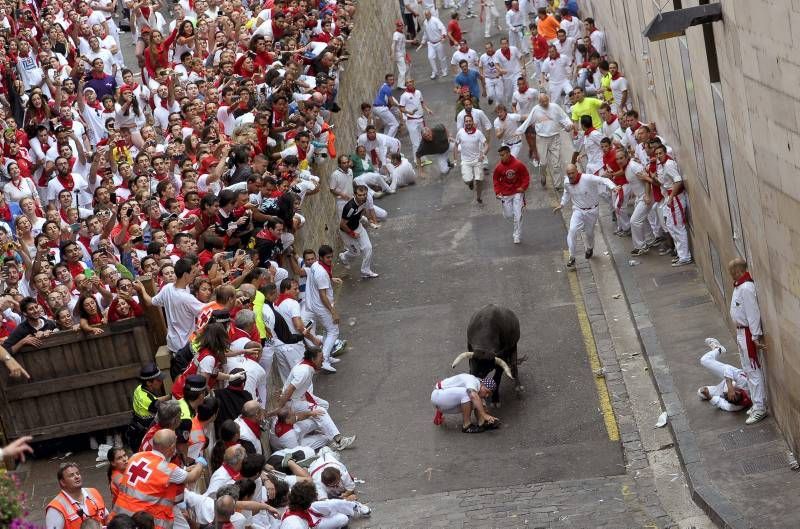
top-left (0, 317), bottom-right (157, 441)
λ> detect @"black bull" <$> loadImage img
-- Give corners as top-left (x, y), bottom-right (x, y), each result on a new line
top-left (452, 304), bottom-right (522, 403)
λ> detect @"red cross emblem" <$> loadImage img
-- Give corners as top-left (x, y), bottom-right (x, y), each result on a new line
top-left (127, 460), bottom-right (152, 485)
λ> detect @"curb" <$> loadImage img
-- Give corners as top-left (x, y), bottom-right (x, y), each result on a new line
top-left (554, 203), bottom-right (674, 528)
top-left (596, 214), bottom-right (753, 529)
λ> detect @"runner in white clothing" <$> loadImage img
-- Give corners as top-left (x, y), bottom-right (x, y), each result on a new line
top-left (493, 39), bottom-right (525, 106)
top-left (518, 93), bottom-right (573, 189)
top-left (450, 40), bottom-right (480, 74)
top-left (480, 0), bottom-right (503, 38)
top-left (479, 42), bottom-right (505, 105)
top-left (511, 78), bottom-right (539, 118)
top-left (553, 164), bottom-right (619, 267)
top-left (505, 2), bottom-right (528, 55)
top-left (572, 115), bottom-right (604, 175)
top-left (430, 373), bottom-right (499, 433)
top-left (391, 20), bottom-right (416, 89)
top-left (269, 347), bottom-right (356, 451)
top-left (398, 79), bottom-right (434, 162)
top-left (654, 144), bottom-right (692, 266)
top-left (493, 106), bottom-right (525, 158)
top-left (541, 46), bottom-right (573, 107)
top-left (419, 11), bottom-right (448, 79)
top-left (454, 115), bottom-right (489, 204)
top-left (616, 149), bottom-right (653, 256)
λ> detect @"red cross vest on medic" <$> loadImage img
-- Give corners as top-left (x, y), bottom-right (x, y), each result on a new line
top-left (46, 489), bottom-right (107, 529)
top-left (111, 451), bottom-right (185, 529)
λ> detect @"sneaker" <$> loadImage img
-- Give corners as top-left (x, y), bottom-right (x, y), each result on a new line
top-left (704, 337), bottom-right (726, 354)
top-left (671, 256), bottom-right (680, 263)
top-left (332, 339), bottom-right (347, 355)
top-left (373, 191), bottom-right (385, 199)
top-left (331, 435), bottom-right (356, 450)
top-left (440, 71), bottom-right (448, 78)
top-left (329, 357), bottom-right (341, 364)
top-left (643, 238), bottom-right (657, 248)
top-left (566, 257), bottom-right (576, 268)
top-left (476, 197), bottom-right (483, 205)
top-left (513, 235), bottom-right (520, 244)
top-left (585, 248), bottom-right (593, 259)
top-left (745, 409), bottom-right (768, 425)
top-left (338, 252), bottom-right (350, 269)
top-left (467, 181), bottom-right (474, 190)
top-left (658, 246), bottom-right (673, 255)
top-left (630, 248), bottom-right (648, 256)
top-left (321, 362), bottom-right (337, 373)
top-left (361, 271), bottom-right (379, 278)
top-left (671, 258), bottom-right (693, 267)
top-left (420, 159), bottom-right (433, 166)
top-left (697, 387), bottom-right (710, 400)
top-left (353, 503), bottom-right (372, 518)
top-left (430, 73), bottom-right (437, 80)
top-left (620, 230), bottom-right (631, 237)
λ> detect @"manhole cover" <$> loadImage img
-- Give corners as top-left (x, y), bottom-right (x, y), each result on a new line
top-left (740, 453), bottom-right (787, 475)
top-left (718, 427), bottom-right (778, 450)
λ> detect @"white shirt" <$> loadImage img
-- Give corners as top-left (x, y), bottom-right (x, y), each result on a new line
top-left (421, 16), bottom-right (447, 44)
top-left (560, 173), bottom-right (616, 209)
top-left (304, 262), bottom-right (333, 315)
top-left (174, 491), bottom-right (246, 529)
top-left (455, 108), bottom-right (492, 132)
top-left (554, 37), bottom-right (576, 64)
top-left (399, 89), bottom-right (425, 120)
top-left (438, 373), bottom-right (481, 391)
top-left (151, 283), bottom-right (205, 351)
top-left (655, 157), bottom-right (683, 196)
top-left (494, 47), bottom-right (523, 79)
top-left (511, 87), bottom-right (539, 117)
top-left (451, 48), bottom-right (480, 70)
top-left (575, 129), bottom-right (604, 173)
top-left (309, 452), bottom-right (354, 500)
top-left (47, 173), bottom-right (93, 207)
top-left (589, 29), bottom-right (607, 57)
top-left (601, 116), bottom-right (623, 144)
top-left (392, 30), bottom-right (406, 58)
top-left (730, 280), bottom-right (762, 336)
top-left (610, 75), bottom-right (629, 109)
top-left (357, 133), bottom-right (401, 166)
top-left (560, 15), bottom-right (582, 40)
top-left (494, 113), bottom-right (524, 145)
top-left (387, 159), bottom-right (417, 187)
top-left (518, 103), bottom-right (572, 137)
top-left (623, 159), bottom-right (647, 200)
top-left (204, 464), bottom-right (237, 498)
top-left (505, 8), bottom-right (525, 28)
top-left (479, 52), bottom-right (501, 79)
top-left (542, 54), bottom-right (571, 85)
top-left (276, 297), bottom-right (302, 331)
top-left (455, 128), bottom-right (487, 163)
top-left (284, 362), bottom-right (315, 400)
top-left (235, 416), bottom-right (263, 454)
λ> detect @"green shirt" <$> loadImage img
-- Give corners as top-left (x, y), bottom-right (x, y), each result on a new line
top-left (349, 154), bottom-right (375, 177)
top-left (571, 96), bottom-right (604, 129)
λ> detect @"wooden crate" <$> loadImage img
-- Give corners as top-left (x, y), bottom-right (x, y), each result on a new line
top-left (0, 318), bottom-right (157, 441)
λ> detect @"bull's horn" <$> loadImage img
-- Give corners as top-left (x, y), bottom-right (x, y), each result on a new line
top-left (494, 357), bottom-right (514, 379)
top-left (451, 351), bottom-right (474, 368)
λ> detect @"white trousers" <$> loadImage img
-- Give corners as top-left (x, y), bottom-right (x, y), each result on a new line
top-left (499, 193), bottom-right (524, 239)
top-left (289, 394), bottom-right (340, 439)
top-left (700, 348), bottom-right (749, 411)
top-left (460, 159), bottom-right (483, 183)
top-left (340, 224), bottom-right (374, 274)
top-left (373, 106), bottom-right (399, 138)
top-left (508, 27), bottom-right (528, 55)
top-left (567, 206), bottom-right (599, 258)
top-left (395, 56), bottom-right (408, 88)
top-left (430, 150), bottom-right (451, 175)
top-left (431, 387), bottom-right (469, 415)
top-left (662, 194), bottom-right (691, 261)
top-left (309, 309), bottom-right (339, 362)
top-left (537, 134), bottom-right (562, 187)
top-left (274, 343), bottom-right (304, 384)
top-left (258, 346), bottom-right (275, 389)
top-left (648, 204), bottom-right (664, 238)
top-left (501, 76), bottom-right (517, 106)
top-left (311, 499), bottom-right (360, 529)
top-left (548, 80), bottom-right (573, 108)
top-left (612, 185), bottom-right (631, 231)
top-left (736, 329), bottom-right (766, 410)
top-left (630, 198), bottom-right (654, 250)
top-left (354, 172), bottom-right (392, 193)
top-left (406, 117), bottom-right (424, 159)
top-left (427, 41), bottom-right (448, 77)
top-left (483, 2), bottom-right (501, 37)
top-left (504, 141), bottom-right (522, 158)
top-left (485, 77), bottom-right (504, 103)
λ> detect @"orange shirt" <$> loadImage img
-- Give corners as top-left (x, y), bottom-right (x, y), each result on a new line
top-left (537, 15), bottom-right (560, 41)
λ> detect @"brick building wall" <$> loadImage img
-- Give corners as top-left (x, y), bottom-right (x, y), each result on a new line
top-left (581, 0), bottom-right (800, 451)
top-left (295, 2), bottom-right (395, 253)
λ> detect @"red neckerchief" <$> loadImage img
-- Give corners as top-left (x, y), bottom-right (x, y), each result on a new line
top-left (241, 416), bottom-right (261, 438)
top-left (66, 260), bottom-right (85, 278)
top-left (518, 85), bottom-right (528, 94)
top-left (584, 127), bottom-right (596, 136)
top-left (611, 71), bottom-right (622, 80)
top-left (296, 145), bottom-right (307, 161)
top-left (256, 228), bottom-right (280, 243)
top-left (274, 417), bottom-right (293, 437)
top-left (605, 113), bottom-right (618, 125)
top-left (405, 86), bottom-right (415, 93)
top-left (87, 313), bottom-right (103, 325)
top-left (563, 14), bottom-right (573, 21)
top-left (275, 292), bottom-right (293, 306)
top-left (571, 174), bottom-right (582, 186)
top-left (92, 71), bottom-right (106, 80)
top-left (222, 463), bottom-right (241, 480)
top-left (224, 440), bottom-right (239, 448)
top-left (319, 261), bottom-right (333, 279)
top-left (465, 126), bottom-right (476, 135)
top-left (59, 209), bottom-right (70, 223)
top-left (734, 271), bottom-right (753, 288)
top-left (282, 509), bottom-right (317, 527)
top-left (0, 202), bottom-right (10, 222)
top-left (500, 48), bottom-right (511, 60)
top-left (630, 122), bottom-right (641, 133)
top-left (300, 359), bottom-right (317, 370)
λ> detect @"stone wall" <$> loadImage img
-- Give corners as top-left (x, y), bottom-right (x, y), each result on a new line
top-left (581, 0), bottom-right (800, 452)
top-left (295, 3), bottom-right (396, 253)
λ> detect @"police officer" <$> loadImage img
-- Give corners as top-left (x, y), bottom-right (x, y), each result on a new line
top-left (127, 363), bottom-right (168, 450)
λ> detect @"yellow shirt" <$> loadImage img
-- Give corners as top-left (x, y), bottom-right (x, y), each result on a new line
top-left (600, 73), bottom-right (613, 104)
top-left (570, 97), bottom-right (604, 129)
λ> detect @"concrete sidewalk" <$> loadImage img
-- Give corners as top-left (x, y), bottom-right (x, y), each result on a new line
top-left (595, 207), bottom-right (800, 529)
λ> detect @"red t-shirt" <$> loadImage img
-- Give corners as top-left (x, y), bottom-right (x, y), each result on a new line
top-left (447, 20), bottom-right (462, 46)
top-left (493, 157), bottom-right (531, 196)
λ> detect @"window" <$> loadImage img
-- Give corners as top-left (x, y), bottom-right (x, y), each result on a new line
top-left (678, 36), bottom-right (709, 193)
top-left (708, 235), bottom-right (724, 295)
top-left (712, 83), bottom-right (746, 257)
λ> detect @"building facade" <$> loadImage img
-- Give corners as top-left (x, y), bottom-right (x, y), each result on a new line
top-left (581, 0), bottom-right (800, 451)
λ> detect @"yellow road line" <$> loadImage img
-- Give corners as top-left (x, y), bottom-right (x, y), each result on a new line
top-left (565, 250), bottom-right (620, 441)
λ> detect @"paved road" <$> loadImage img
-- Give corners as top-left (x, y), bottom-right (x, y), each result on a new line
top-left (309, 8), bottom-right (666, 527)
